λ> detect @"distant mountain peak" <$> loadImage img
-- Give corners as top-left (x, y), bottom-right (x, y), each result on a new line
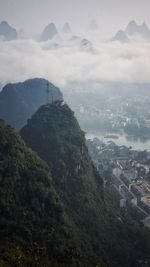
top-left (62, 22), bottom-right (71, 34)
top-left (126, 20), bottom-right (138, 35)
top-left (80, 38), bottom-right (93, 52)
top-left (127, 20), bottom-right (138, 27)
top-left (125, 20), bottom-right (150, 39)
top-left (40, 22), bottom-right (58, 41)
top-left (1, 20), bottom-right (8, 26)
top-left (0, 20), bottom-right (18, 41)
top-left (142, 21), bottom-right (147, 27)
top-left (112, 30), bottom-right (129, 43)
top-left (113, 20), bottom-right (150, 42)
top-left (141, 21), bottom-right (150, 32)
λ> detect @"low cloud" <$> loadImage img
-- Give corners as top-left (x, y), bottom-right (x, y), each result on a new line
top-left (0, 38), bottom-right (150, 88)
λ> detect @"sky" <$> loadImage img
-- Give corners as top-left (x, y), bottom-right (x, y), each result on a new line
top-left (0, 0), bottom-right (150, 36)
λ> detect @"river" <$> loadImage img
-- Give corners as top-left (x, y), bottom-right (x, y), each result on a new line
top-left (86, 133), bottom-right (150, 151)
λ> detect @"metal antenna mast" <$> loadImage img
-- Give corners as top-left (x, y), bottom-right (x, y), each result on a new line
top-left (51, 88), bottom-right (53, 103)
top-left (46, 82), bottom-right (50, 104)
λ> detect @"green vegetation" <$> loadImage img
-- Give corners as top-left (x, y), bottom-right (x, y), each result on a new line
top-left (0, 103), bottom-right (150, 267)
top-left (0, 119), bottom-right (81, 267)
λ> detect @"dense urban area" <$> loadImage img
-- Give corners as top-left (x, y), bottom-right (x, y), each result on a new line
top-left (87, 137), bottom-right (150, 228)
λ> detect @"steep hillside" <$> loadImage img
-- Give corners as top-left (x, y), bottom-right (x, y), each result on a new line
top-left (0, 78), bottom-right (63, 130)
top-left (0, 119), bottom-right (82, 267)
top-left (21, 103), bottom-right (150, 267)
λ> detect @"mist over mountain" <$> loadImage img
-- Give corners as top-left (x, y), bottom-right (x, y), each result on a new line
top-left (0, 36), bottom-right (150, 86)
top-left (0, 78), bottom-right (63, 129)
top-left (0, 20), bottom-right (18, 41)
top-left (40, 22), bottom-right (58, 41)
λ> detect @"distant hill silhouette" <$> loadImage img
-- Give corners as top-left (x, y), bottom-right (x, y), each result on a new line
top-left (112, 20), bottom-right (150, 42)
top-left (112, 30), bottom-right (129, 43)
top-left (0, 20), bottom-right (18, 41)
top-left (0, 78), bottom-right (63, 129)
top-left (40, 23), bottom-right (58, 41)
top-left (126, 21), bottom-right (150, 39)
top-left (62, 22), bottom-right (71, 34)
